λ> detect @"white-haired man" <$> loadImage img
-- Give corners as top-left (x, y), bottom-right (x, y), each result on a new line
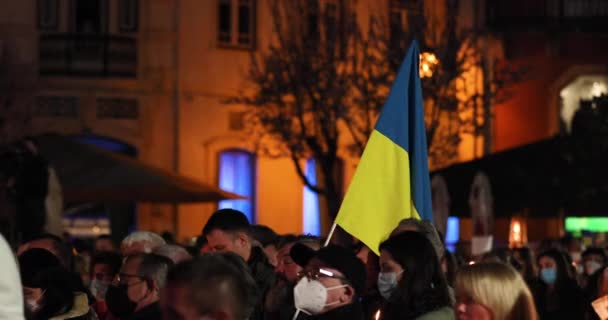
top-left (152, 244), bottom-right (192, 264)
top-left (121, 231), bottom-right (166, 257)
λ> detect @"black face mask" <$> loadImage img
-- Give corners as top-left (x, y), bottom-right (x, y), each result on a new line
top-left (105, 284), bottom-right (137, 318)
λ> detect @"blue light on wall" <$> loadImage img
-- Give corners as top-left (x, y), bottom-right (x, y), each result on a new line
top-left (303, 158), bottom-right (321, 236)
top-left (445, 216), bottom-right (460, 253)
top-left (218, 150), bottom-right (255, 223)
top-left (75, 135), bottom-right (137, 156)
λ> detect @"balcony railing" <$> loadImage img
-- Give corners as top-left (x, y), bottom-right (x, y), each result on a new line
top-left (487, 0), bottom-right (608, 32)
top-left (39, 34), bottom-right (137, 77)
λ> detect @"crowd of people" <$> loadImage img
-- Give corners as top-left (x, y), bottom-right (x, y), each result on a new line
top-left (1, 208), bottom-right (607, 320)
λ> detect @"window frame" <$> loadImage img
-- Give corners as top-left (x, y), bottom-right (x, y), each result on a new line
top-left (37, 0), bottom-right (59, 31)
top-left (118, 0), bottom-right (139, 33)
top-left (69, 0), bottom-right (109, 34)
top-left (217, 0), bottom-right (257, 50)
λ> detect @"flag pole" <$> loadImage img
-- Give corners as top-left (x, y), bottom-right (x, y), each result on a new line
top-left (323, 222), bottom-right (338, 247)
top-left (292, 310), bottom-right (301, 320)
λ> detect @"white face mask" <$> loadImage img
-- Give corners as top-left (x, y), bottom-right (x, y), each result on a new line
top-left (586, 261), bottom-right (603, 276)
top-left (377, 271), bottom-right (402, 300)
top-left (90, 279), bottom-right (110, 300)
top-left (293, 277), bottom-right (348, 315)
top-left (25, 290), bottom-right (46, 313)
top-left (25, 290), bottom-right (45, 314)
top-left (25, 300), bottom-right (41, 313)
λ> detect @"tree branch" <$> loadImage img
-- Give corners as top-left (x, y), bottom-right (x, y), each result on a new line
top-left (290, 154), bottom-right (327, 194)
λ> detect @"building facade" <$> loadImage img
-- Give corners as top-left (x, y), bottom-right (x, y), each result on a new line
top-left (1, 0), bottom-right (606, 243)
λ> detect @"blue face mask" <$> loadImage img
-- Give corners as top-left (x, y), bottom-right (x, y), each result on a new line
top-left (541, 268), bottom-right (557, 285)
top-left (377, 271), bottom-right (403, 300)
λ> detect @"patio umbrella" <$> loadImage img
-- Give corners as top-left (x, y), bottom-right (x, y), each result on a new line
top-left (33, 133), bottom-right (243, 203)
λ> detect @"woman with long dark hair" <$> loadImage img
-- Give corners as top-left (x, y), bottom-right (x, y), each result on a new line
top-left (378, 231), bottom-right (453, 320)
top-left (511, 247), bottom-right (538, 285)
top-left (532, 249), bottom-right (585, 320)
top-left (19, 249), bottom-right (96, 320)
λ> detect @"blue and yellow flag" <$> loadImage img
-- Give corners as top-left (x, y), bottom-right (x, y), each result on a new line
top-left (335, 41), bottom-right (433, 254)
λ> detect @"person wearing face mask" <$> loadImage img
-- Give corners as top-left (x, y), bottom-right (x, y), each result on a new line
top-left (19, 248), bottom-right (97, 320)
top-left (105, 253), bottom-right (173, 320)
top-left (532, 249), bottom-right (585, 320)
top-left (289, 243), bottom-right (366, 320)
top-left (378, 231), bottom-right (453, 320)
top-left (579, 248), bottom-right (607, 290)
top-left (90, 252), bottom-right (122, 320)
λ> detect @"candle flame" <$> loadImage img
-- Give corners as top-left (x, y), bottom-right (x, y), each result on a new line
top-left (374, 309), bottom-right (381, 320)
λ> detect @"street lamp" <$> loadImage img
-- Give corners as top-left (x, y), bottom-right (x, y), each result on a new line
top-left (419, 52), bottom-right (439, 78)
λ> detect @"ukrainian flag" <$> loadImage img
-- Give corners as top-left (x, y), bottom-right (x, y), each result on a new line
top-left (335, 41), bottom-right (433, 255)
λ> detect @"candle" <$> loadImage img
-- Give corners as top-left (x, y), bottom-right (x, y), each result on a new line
top-left (374, 309), bottom-right (381, 320)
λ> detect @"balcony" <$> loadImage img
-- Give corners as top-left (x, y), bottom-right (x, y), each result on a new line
top-left (39, 34), bottom-right (137, 78)
top-left (487, 0), bottom-right (608, 32)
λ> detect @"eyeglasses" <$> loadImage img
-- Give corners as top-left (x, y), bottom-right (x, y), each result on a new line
top-left (116, 273), bottom-right (147, 286)
top-left (297, 267), bottom-right (349, 282)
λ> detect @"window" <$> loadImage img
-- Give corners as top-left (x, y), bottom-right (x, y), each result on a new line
top-left (303, 158), bottom-right (321, 236)
top-left (218, 0), bottom-right (256, 48)
top-left (35, 96), bottom-right (79, 118)
top-left (445, 217), bottom-right (460, 253)
top-left (118, 0), bottom-right (138, 32)
top-left (218, 150), bottom-right (256, 222)
top-left (96, 98), bottom-right (139, 119)
top-left (72, 0), bottom-right (108, 33)
top-left (37, 0), bottom-right (59, 30)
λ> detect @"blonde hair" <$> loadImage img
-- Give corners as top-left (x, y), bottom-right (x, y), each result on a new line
top-left (455, 262), bottom-right (538, 320)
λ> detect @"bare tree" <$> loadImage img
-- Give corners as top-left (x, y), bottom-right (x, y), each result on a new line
top-left (390, 0), bottom-right (527, 168)
top-left (233, 0), bottom-right (392, 218)
top-left (233, 0), bottom-right (526, 219)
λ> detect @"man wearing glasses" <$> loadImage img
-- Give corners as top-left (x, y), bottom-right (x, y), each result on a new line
top-left (289, 243), bottom-right (366, 320)
top-left (105, 253), bottom-right (173, 320)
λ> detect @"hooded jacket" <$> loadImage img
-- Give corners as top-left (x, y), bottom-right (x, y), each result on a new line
top-left (0, 234), bottom-right (25, 320)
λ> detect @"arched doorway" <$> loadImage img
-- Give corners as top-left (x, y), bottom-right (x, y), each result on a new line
top-left (559, 75), bottom-right (608, 133)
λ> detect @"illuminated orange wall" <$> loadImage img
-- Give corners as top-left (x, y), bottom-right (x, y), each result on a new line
top-left (173, 0), bottom-right (309, 242)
